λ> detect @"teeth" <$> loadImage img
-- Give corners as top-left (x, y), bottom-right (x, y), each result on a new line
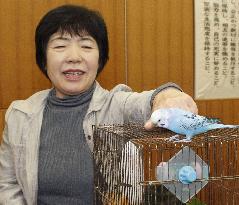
top-left (65, 72), bottom-right (82, 76)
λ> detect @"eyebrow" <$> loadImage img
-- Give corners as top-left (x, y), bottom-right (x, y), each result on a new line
top-left (49, 35), bottom-right (94, 43)
top-left (80, 36), bottom-right (94, 41)
top-left (49, 36), bottom-right (67, 42)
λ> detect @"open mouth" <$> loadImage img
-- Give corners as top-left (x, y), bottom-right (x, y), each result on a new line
top-left (62, 70), bottom-right (85, 80)
top-left (63, 71), bottom-right (84, 75)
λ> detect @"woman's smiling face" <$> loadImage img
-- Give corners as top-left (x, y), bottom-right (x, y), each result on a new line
top-left (46, 32), bottom-right (99, 98)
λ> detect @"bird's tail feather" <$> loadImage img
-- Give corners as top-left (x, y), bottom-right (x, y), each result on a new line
top-left (205, 117), bottom-right (221, 124)
top-left (208, 124), bottom-right (238, 130)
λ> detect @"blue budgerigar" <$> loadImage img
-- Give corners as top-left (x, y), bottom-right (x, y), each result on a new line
top-left (150, 108), bottom-right (238, 142)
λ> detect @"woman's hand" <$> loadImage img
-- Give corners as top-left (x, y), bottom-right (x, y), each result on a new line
top-left (144, 88), bottom-right (198, 130)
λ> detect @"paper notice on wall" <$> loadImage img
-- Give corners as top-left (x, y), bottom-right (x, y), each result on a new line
top-left (195, 0), bottom-right (239, 99)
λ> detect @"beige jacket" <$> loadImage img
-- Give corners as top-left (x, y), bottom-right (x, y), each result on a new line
top-left (0, 82), bottom-right (153, 205)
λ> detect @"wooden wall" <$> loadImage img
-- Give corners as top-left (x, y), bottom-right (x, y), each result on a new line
top-left (0, 0), bottom-right (239, 142)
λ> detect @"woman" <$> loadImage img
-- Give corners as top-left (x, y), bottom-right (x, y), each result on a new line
top-left (0, 4), bottom-right (197, 205)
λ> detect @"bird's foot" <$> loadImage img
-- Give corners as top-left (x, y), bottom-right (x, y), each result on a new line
top-left (167, 135), bottom-right (191, 143)
top-left (167, 134), bottom-right (180, 142)
top-left (175, 138), bottom-right (192, 143)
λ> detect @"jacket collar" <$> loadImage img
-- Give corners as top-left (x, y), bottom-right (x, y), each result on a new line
top-left (11, 81), bottom-right (108, 116)
top-left (87, 81), bottom-right (108, 113)
top-left (12, 89), bottom-right (50, 116)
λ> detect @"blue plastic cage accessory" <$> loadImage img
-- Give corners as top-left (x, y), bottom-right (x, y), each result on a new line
top-left (156, 146), bottom-right (209, 203)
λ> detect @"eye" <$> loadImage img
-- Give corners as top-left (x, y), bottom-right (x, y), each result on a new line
top-left (54, 45), bottom-right (66, 49)
top-left (81, 45), bottom-right (93, 49)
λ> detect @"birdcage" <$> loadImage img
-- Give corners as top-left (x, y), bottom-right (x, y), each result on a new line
top-left (93, 124), bottom-right (239, 205)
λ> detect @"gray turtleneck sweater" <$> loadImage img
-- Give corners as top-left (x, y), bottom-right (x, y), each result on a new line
top-left (37, 84), bottom-right (95, 205)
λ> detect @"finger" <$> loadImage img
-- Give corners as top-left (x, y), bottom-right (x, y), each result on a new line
top-left (144, 120), bottom-right (155, 130)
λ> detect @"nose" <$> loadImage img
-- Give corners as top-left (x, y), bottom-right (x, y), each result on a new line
top-left (66, 44), bottom-right (82, 63)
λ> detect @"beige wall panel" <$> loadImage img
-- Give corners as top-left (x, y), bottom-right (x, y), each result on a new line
top-left (0, 1), bottom-right (18, 108)
top-left (154, 1), bottom-right (171, 86)
top-left (181, 0), bottom-right (194, 95)
top-left (222, 101), bottom-right (235, 124)
top-left (198, 100), bottom-right (239, 124)
top-left (126, 0), bottom-right (174, 91)
top-left (197, 101), bottom-right (208, 116)
top-left (127, 0), bottom-right (194, 91)
top-left (91, 0), bottom-right (126, 88)
top-left (210, 100), bottom-right (239, 124)
top-left (140, 1), bottom-right (157, 91)
top-left (206, 100), bottom-right (223, 120)
top-left (127, 2), bottom-right (143, 91)
top-left (232, 101), bottom-right (239, 124)
top-left (167, 0), bottom-right (183, 85)
top-left (0, 0), bottom-right (51, 109)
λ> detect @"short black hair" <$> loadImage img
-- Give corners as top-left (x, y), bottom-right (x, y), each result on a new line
top-left (35, 4), bottom-right (109, 77)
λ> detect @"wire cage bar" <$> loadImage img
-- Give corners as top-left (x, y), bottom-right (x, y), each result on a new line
top-left (93, 124), bottom-right (239, 205)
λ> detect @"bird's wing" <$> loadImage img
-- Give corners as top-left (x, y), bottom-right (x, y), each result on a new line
top-left (168, 111), bottom-right (211, 137)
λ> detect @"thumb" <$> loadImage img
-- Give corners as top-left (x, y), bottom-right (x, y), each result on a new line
top-left (144, 120), bottom-right (156, 130)
top-left (144, 109), bottom-right (162, 130)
